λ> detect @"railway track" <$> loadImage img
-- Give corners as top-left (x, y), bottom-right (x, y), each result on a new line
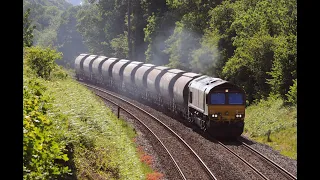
top-left (212, 136), bottom-right (297, 180)
top-left (77, 80), bottom-right (296, 180)
top-left (81, 82), bottom-right (217, 180)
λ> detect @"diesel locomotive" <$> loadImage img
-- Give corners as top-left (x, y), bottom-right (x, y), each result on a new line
top-left (75, 54), bottom-right (246, 137)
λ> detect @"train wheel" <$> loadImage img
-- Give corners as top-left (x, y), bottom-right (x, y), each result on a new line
top-left (200, 120), bottom-right (207, 131)
top-left (188, 116), bottom-right (194, 123)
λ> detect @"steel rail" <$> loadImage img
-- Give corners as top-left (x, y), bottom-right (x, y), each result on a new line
top-left (95, 92), bottom-right (186, 180)
top-left (239, 139), bottom-right (297, 180)
top-left (214, 138), bottom-right (269, 180)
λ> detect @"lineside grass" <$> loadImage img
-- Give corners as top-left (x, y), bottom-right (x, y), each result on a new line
top-left (243, 97), bottom-right (297, 159)
top-left (42, 77), bottom-right (149, 179)
top-left (23, 47), bottom-right (162, 179)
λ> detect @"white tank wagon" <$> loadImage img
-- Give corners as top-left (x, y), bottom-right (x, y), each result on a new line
top-left (134, 64), bottom-right (156, 100)
top-left (101, 58), bottom-right (120, 87)
top-left (111, 59), bottom-right (132, 91)
top-left (91, 56), bottom-right (109, 84)
top-left (82, 55), bottom-right (99, 81)
top-left (75, 53), bottom-right (90, 80)
top-left (123, 61), bottom-right (144, 96)
top-left (146, 66), bottom-right (170, 105)
top-left (158, 69), bottom-right (185, 111)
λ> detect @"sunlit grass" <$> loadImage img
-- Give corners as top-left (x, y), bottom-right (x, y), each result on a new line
top-left (244, 97), bottom-right (297, 160)
top-left (42, 78), bottom-right (147, 179)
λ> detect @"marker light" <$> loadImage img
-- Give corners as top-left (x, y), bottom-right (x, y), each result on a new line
top-left (225, 89), bottom-right (229, 92)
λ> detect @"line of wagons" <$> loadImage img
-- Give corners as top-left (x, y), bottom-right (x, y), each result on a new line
top-left (75, 54), bottom-right (246, 137)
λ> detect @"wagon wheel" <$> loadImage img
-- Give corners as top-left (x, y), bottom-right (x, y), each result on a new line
top-left (201, 120), bottom-right (207, 131)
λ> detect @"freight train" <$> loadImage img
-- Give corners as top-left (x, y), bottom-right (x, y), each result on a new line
top-left (74, 54), bottom-right (246, 137)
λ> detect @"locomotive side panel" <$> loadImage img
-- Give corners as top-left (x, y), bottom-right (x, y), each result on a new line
top-left (188, 76), bottom-right (209, 112)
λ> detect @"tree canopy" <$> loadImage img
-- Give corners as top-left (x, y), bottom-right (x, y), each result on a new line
top-left (24, 0), bottom-right (297, 105)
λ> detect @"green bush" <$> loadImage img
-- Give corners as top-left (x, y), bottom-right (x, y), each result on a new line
top-left (24, 46), bottom-right (62, 80)
top-left (23, 78), bottom-right (70, 180)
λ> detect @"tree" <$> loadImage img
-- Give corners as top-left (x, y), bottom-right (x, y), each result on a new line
top-left (23, 8), bottom-right (36, 47)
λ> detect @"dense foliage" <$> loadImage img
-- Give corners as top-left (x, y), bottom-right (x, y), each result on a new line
top-left (23, 0), bottom-right (88, 68)
top-left (67, 0), bottom-right (296, 105)
top-left (23, 47), bottom-right (70, 179)
top-left (24, 0), bottom-right (297, 105)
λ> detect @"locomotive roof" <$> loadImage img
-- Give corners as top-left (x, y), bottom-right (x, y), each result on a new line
top-left (190, 75), bottom-right (241, 94)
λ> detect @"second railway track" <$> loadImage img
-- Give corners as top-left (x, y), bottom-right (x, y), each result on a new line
top-left (213, 137), bottom-right (297, 180)
top-left (212, 138), bottom-right (297, 180)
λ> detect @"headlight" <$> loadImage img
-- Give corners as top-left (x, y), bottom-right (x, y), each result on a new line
top-left (212, 114), bottom-right (218, 118)
top-left (236, 114), bottom-right (242, 118)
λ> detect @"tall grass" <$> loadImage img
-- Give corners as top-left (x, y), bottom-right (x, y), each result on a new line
top-left (244, 96), bottom-right (297, 159)
top-left (42, 78), bottom-right (147, 179)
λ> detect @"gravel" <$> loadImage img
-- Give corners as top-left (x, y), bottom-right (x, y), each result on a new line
top-left (87, 84), bottom-right (297, 180)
